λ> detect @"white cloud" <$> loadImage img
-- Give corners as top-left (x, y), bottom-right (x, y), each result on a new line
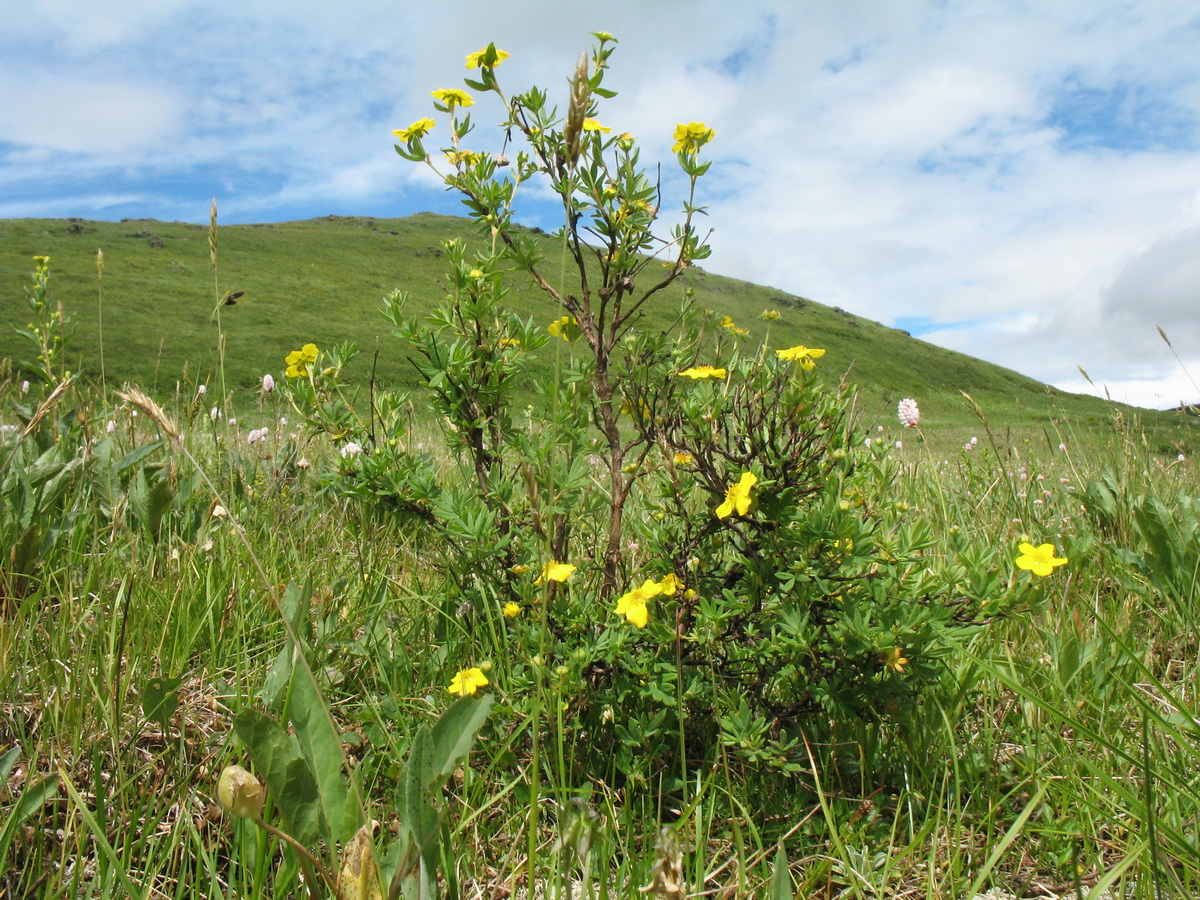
top-left (0, 77), bottom-right (181, 153)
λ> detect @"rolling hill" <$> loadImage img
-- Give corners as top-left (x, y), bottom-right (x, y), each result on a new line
top-left (0, 213), bottom-right (1191, 447)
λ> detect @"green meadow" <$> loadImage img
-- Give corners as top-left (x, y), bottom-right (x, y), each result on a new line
top-left (3, 212), bottom-right (1200, 898)
top-left (2, 214), bottom-right (1185, 452)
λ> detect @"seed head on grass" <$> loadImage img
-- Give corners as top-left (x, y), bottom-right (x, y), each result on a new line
top-left (116, 386), bottom-right (179, 443)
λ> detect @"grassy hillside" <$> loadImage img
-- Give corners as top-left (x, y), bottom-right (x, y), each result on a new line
top-left (1, 213), bottom-right (1192, 447)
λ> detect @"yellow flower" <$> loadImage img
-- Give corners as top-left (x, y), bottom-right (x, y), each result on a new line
top-left (448, 666), bottom-right (489, 696)
top-left (465, 44), bottom-right (510, 69)
top-left (432, 88), bottom-right (474, 110)
top-left (621, 396), bottom-right (651, 420)
top-left (285, 342), bottom-right (319, 378)
top-left (1016, 542), bottom-right (1068, 577)
top-left (673, 451), bottom-right (694, 466)
top-left (503, 602), bottom-right (521, 618)
top-left (547, 315), bottom-right (582, 341)
top-left (582, 118), bottom-right (612, 133)
top-left (719, 315), bottom-right (749, 336)
top-left (715, 471), bottom-right (758, 519)
top-left (672, 121), bottom-right (715, 154)
top-left (776, 344), bottom-right (826, 370)
top-left (759, 309), bottom-right (781, 321)
top-left (659, 573), bottom-right (682, 596)
top-left (392, 118), bottom-right (435, 141)
top-left (536, 561), bottom-right (577, 584)
top-left (510, 564), bottom-right (530, 575)
top-left (677, 365), bottom-right (727, 379)
top-left (884, 647), bottom-right (909, 674)
top-left (468, 268), bottom-right (484, 279)
top-left (615, 579), bottom-right (663, 628)
top-left (445, 150), bottom-right (483, 167)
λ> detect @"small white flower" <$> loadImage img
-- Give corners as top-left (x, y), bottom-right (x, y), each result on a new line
top-left (228, 417), bottom-right (238, 427)
top-left (894, 441), bottom-right (902, 449)
top-left (210, 406), bottom-right (220, 421)
top-left (261, 373), bottom-right (275, 393)
top-left (340, 441), bottom-right (363, 458)
top-left (197, 384), bottom-right (207, 396)
top-left (21, 380), bottom-right (30, 394)
top-left (106, 420), bottom-right (117, 433)
top-left (877, 424), bottom-right (884, 432)
top-left (897, 398), bottom-right (920, 428)
top-left (1179, 454), bottom-right (1186, 463)
top-left (964, 441), bottom-right (974, 451)
top-left (296, 458), bottom-right (311, 470)
top-left (970, 436), bottom-right (978, 447)
top-left (279, 416), bottom-right (288, 426)
top-left (211, 504), bottom-right (228, 518)
top-left (1058, 443), bottom-right (1067, 452)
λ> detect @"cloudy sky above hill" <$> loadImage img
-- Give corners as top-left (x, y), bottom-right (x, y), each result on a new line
top-left (3, 0), bottom-right (1199, 408)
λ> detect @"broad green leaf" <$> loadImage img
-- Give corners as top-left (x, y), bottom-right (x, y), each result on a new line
top-left (770, 845), bottom-right (791, 900)
top-left (232, 708), bottom-right (322, 847)
top-left (289, 662), bottom-right (359, 843)
top-left (258, 581), bottom-right (312, 708)
top-left (427, 694), bottom-right (493, 789)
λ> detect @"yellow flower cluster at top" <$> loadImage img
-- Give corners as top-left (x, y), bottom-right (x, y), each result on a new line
top-left (673, 121), bottom-right (715, 154)
top-left (465, 44), bottom-right (509, 69)
top-left (614, 573), bottom-right (682, 628)
top-left (431, 88), bottom-right (474, 111)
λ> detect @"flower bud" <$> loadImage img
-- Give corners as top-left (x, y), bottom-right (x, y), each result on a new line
top-left (217, 765), bottom-right (265, 820)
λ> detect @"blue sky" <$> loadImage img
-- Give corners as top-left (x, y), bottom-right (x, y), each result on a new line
top-left (3, 0), bottom-right (1200, 407)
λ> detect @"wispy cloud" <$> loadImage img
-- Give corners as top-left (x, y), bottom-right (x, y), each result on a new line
top-left (3, 0), bottom-right (1200, 406)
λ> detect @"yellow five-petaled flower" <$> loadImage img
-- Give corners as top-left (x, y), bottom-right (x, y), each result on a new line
top-left (432, 88), bottom-right (474, 110)
top-left (392, 118), bottom-right (435, 142)
top-left (285, 343), bottom-right (319, 379)
top-left (776, 345), bottom-right (826, 370)
top-left (448, 666), bottom-right (489, 696)
top-left (536, 561), bottom-right (577, 584)
top-left (719, 315), bottom-right (749, 336)
top-left (1015, 542), bottom-right (1068, 576)
top-left (716, 471), bottom-right (758, 519)
top-left (677, 365), bottom-right (727, 379)
top-left (884, 647), bottom-right (909, 674)
top-left (673, 121), bottom-right (715, 154)
top-left (547, 315), bottom-right (582, 342)
top-left (465, 44), bottom-right (509, 69)
top-left (582, 118), bottom-right (612, 133)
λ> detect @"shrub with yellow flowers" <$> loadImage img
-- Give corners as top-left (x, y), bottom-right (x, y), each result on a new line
top-left (282, 34), bottom-right (1039, 797)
